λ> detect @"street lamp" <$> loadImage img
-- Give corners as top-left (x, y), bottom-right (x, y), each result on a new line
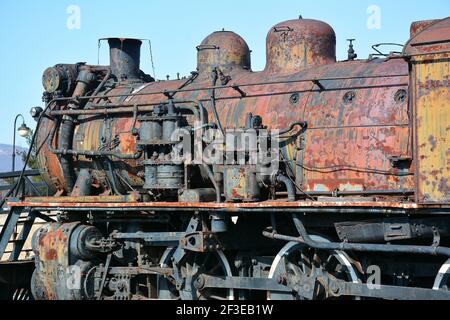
top-left (12, 114), bottom-right (31, 172)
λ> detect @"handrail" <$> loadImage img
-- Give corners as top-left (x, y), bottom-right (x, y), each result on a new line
top-left (0, 170), bottom-right (40, 179)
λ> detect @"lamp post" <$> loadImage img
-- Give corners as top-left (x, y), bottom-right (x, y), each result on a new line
top-left (12, 114), bottom-right (31, 172)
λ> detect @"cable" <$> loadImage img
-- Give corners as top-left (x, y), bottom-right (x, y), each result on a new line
top-left (148, 40), bottom-right (156, 80)
top-left (106, 158), bottom-right (124, 196)
top-left (296, 163), bottom-right (413, 176)
top-left (115, 171), bottom-right (135, 192)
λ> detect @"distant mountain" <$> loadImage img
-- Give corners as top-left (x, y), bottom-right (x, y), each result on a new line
top-left (0, 144), bottom-right (28, 173)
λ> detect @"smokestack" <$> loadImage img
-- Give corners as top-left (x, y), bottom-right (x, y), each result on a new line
top-left (107, 38), bottom-right (142, 81)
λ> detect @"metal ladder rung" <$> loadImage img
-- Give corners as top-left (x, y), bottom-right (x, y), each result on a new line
top-left (8, 239), bottom-right (25, 244)
top-left (0, 207), bottom-right (36, 261)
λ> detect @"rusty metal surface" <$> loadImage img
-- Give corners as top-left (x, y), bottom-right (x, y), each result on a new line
top-left (410, 20), bottom-right (440, 38)
top-left (405, 17), bottom-right (450, 55)
top-left (126, 57), bottom-right (412, 195)
top-left (18, 194), bottom-right (139, 204)
top-left (7, 198), bottom-right (437, 210)
top-left (33, 17), bottom-right (450, 207)
top-left (18, 17), bottom-right (450, 302)
top-left (411, 53), bottom-right (450, 204)
top-left (265, 18), bottom-right (336, 74)
top-left (38, 59), bottom-right (412, 196)
top-left (32, 223), bottom-right (75, 300)
top-left (197, 30), bottom-right (251, 75)
top-left (403, 18), bottom-right (450, 204)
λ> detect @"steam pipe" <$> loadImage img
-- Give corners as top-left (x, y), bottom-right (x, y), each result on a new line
top-left (181, 100), bottom-right (220, 203)
top-left (202, 164), bottom-right (222, 203)
top-left (48, 68), bottom-right (141, 162)
top-left (48, 98), bottom-right (208, 160)
top-left (58, 67), bottom-right (95, 192)
top-left (262, 230), bottom-right (450, 256)
top-left (59, 117), bottom-right (76, 191)
top-left (276, 174), bottom-right (296, 202)
top-left (261, 215), bottom-right (450, 257)
top-left (197, 100), bottom-right (221, 203)
top-left (85, 67), bottom-right (111, 108)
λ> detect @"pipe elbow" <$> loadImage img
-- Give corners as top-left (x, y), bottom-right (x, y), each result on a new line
top-left (277, 174), bottom-right (296, 202)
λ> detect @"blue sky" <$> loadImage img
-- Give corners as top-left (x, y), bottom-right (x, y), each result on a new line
top-left (0, 0), bottom-right (448, 146)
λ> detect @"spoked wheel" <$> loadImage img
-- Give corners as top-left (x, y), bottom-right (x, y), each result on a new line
top-left (268, 236), bottom-right (360, 300)
top-left (157, 247), bottom-right (235, 300)
top-left (433, 258), bottom-right (450, 292)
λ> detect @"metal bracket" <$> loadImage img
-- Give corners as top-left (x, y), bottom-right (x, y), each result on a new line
top-left (180, 231), bottom-right (223, 253)
top-left (312, 80), bottom-right (325, 92)
top-left (163, 90), bottom-right (175, 99)
top-left (273, 26), bottom-right (293, 33)
top-left (232, 85), bottom-right (247, 98)
top-left (172, 216), bottom-right (200, 265)
top-left (196, 45), bottom-right (220, 51)
top-left (432, 227), bottom-right (441, 248)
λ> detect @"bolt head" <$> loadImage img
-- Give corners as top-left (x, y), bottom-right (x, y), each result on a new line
top-left (194, 276), bottom-right (205, 290)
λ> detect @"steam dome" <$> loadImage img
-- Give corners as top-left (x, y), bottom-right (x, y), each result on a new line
top-left (197, 30), bottom-right (251, 74)
top-left (265, 18), bottom-right (336, 74)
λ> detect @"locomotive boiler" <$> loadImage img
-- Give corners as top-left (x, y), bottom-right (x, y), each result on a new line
top-left (4, 16), bottom-right (450, 300)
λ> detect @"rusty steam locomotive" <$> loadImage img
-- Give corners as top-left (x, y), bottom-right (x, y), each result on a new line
top-left (3, 16), bottom-right (450, 300)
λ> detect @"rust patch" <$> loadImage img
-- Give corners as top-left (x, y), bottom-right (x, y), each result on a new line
top-left (428, 135), bottom-right (438, 152)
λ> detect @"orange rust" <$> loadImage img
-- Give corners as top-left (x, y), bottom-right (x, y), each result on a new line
top-left (405, 18), bottom-right (450, 204)
top-left (265, 18), bottom-right (336, 74)
top-left (410, 20), bottom-right (440, 38)
top-left (37, 58), bottom-right (412, 196)
top-left (8, 199), bottom-right (441, 210)
top-left (33, 17), bottom-right (450, 206)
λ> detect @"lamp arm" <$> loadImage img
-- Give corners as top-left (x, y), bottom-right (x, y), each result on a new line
top-left (12, 114), bottom-right (26, 172)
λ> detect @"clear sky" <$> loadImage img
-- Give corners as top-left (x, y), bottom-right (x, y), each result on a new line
top-left (0, 0), bottom-right (448, 146)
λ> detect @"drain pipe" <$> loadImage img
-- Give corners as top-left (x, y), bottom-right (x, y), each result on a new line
top-left (277, 174), bottom-right (296, 202)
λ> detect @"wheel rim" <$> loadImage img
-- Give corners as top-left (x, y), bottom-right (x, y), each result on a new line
top-left (268, 236), bottom-right (359, 300)
top-left (433, 258), bottom-right (450, 291)
top-left (157, 247), bottom-right (235, 300)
